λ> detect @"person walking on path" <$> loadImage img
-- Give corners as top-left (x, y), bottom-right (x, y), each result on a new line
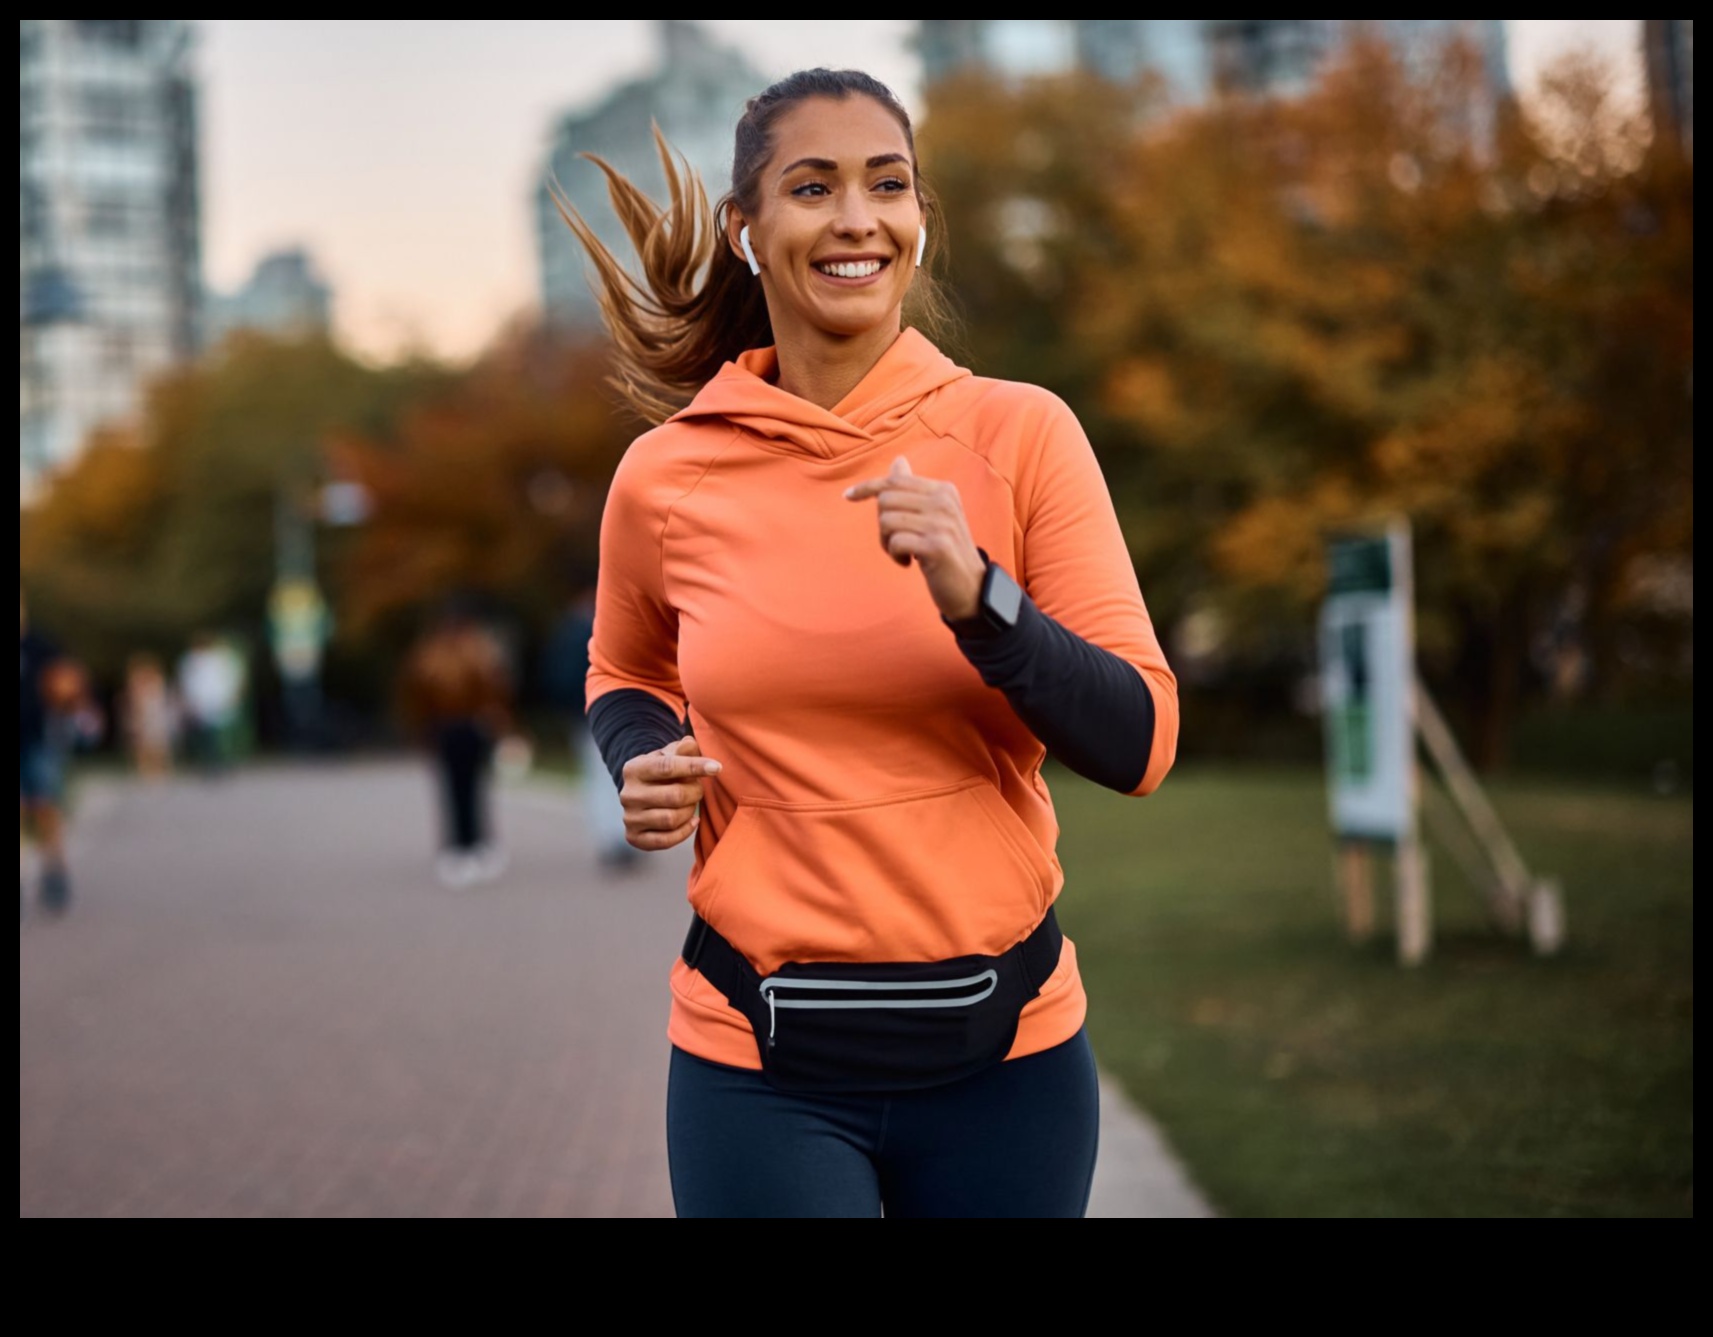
top-left (177, 633), bottom-right (243, 776)
top-left (542, 588), bottom-right (636, 870)
top-left (399, 603), bottom-right (513, 888)
top-left (559, 69), bottom-right (1179, 1218)
top-left (121, 653), bottom-right (179, 779)
top-left (20, 592), bottom-right (83, 915)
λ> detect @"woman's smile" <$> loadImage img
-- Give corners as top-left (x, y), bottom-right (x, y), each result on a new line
top-left (811, 254), bottom-right (891, 285)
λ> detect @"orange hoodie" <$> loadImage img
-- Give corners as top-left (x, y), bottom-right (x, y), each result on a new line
top-left (588, 329), bottom-right (1178, 1070)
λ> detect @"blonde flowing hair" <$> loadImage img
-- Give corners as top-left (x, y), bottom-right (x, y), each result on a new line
top-left (547, 68), bottom-right (951, 425)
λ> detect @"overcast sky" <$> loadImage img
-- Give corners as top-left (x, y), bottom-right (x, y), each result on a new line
top-left (198, 20), bottom-right (1645, 365)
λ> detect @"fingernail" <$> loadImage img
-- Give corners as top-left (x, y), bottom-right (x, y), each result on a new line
top-left (842, 487), bottom-right (854, 498)
top-left (706, 762), bottom-right (722, 774)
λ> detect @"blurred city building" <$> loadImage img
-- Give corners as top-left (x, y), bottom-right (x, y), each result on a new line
top-left (1644, 19), bottom-right (1694, 156)
top-left (919, 19), bottom-right (1508, 105)
top-left (19, 20), bottom-right (202, 503)
top-left (918, 19), bottom-right (1212, 98)
top-left (536, 21), bottom-right (765, 330)
top-left (1204, 20), bottom-right (1339, 96)
top-left (204, 248), bottom-right (334, 347)
top-left (1209, 21), bottom-right (1507, 100)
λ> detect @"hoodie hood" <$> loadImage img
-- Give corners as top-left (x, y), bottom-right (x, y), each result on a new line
top-left (667, 328), bottom-right (972, 460)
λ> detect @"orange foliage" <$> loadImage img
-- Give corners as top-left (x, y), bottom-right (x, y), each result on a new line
top-left (331, 327), bottom-right (633, 635)
top-left (925, 36), bottom-right (1693, 753)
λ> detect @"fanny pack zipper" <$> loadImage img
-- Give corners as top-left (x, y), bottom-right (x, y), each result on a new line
top-left (757, 970), bottom-right (1001, 1043)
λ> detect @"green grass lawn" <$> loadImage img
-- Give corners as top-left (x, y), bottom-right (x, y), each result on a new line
top-left (1051, 764), bottom-right (1693, 1218)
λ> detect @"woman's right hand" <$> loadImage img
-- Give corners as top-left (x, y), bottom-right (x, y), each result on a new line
top-left (620, 735), bottom-right (722, 851)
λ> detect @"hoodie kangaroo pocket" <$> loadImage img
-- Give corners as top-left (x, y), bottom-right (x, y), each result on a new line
top-left (691, 777), bottom-right (1054, 976)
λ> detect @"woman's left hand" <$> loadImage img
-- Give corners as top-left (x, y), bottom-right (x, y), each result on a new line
top-left (844, 456), bottom-right (986, 623)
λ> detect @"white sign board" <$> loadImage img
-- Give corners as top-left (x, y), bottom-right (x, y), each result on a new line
top-left (1320, 522), bottom-right (1415, 842)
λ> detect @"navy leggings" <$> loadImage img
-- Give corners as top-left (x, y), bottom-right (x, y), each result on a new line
top-left (667, 1027), bottom-right (1100, 1218)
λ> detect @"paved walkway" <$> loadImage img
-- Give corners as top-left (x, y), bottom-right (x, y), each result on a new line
top-left (20, 763), bottom-right (1211, 1218)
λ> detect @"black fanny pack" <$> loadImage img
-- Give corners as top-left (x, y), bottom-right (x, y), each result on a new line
top-left (681, 909), bottom-right (1063, 1095)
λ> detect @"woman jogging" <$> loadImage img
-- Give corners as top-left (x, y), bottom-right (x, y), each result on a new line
top-left (560, 68), bottom-right (1178, 1218)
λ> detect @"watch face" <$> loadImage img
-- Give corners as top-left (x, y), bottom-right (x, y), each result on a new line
top-left (986, 564), bottom-right (1023, 628)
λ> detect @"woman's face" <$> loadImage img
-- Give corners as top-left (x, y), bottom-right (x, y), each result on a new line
top-left (732, 95), bottom-right (923, 343)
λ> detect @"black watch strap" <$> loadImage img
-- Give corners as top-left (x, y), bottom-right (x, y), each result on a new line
top-left (945, 551), bottom-right (1022, 639)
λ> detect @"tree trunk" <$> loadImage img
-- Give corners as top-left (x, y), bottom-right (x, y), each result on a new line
top-left (1456, 598), bottom-right (1526, 774)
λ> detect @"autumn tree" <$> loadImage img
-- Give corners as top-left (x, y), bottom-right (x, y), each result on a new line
top-left (22, 323), bottom-right (640, 727)
top-left (21, 333), bottom-right (443, 684)
top-left (329, 325), bottom-right (634, 646)
top-left (923, 40), bottom-right (1692, 766)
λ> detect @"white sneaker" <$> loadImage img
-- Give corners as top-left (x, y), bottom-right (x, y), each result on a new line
top-left (472, 846), bottom-right (509, 883)
top-left (436, 852), bottom-right (478, 889)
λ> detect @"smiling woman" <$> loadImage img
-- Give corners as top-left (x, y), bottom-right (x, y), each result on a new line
top-left (733, 102), bottom-right (928, 406)
top-left (554, 67), bottom-right (1180, 1220)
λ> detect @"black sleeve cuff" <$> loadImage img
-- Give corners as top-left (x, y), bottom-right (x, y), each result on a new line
top-left (948, 588), bottom-right (1155, 794)
top-left (587, 689), bottom-right (686, 792)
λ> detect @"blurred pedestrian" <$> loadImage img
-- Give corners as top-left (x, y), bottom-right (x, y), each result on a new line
top-left (177, 633), bottom-right (243, 775)
top-left (122, 653), bottom-right (178, 778)
top-left (399, 602), bottom-right (512, 888)
top-left (20, 592), bottom-right (84, 915)
top-left (212, 636), bottom-right (251, 763)
top-left (543, 588), bottom-right (636, 871)
top-left (560, 70), bottom-right (1178, 1217)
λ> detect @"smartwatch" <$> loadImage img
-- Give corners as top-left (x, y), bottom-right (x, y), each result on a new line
top-left (947, 554), bottom-right (1024, 637)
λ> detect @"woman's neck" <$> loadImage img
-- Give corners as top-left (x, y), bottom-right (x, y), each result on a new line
top-left (771, 318), bottom-right (903, 412)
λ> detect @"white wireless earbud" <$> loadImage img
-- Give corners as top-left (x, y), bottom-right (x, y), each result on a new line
top-left (916, 224), bottom-right (927, 267)
top-left (739, 225), bottom-right (761, 276)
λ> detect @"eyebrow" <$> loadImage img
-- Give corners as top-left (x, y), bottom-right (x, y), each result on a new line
top-left (779, 153), bottom-right (911, 176)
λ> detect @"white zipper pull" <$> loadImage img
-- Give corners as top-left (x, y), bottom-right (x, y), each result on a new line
top-left (765, 987), bottom-right (777, 1042)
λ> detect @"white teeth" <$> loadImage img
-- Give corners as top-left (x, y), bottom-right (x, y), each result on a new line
top-left (817, 260), bottom-right (883, 278)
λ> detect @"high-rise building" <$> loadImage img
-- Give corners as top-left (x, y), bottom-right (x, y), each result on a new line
top-left (19, 20), bottom-right (201, 500)
top-left (1644, 19), bottom-right (1693, 156)
top-left (205, 249), bottom-right (334, 347)
top-left (918, 20), bottom-right (1210, 100)
top-left (921, 19), bottom-right (1507, 107)
top-left (1204, 20), bottom-right (1341, 95)
top-left (1208, 20), bottom-right (1509, 103)
top-left (536, 21), bottom-right (766, 330)
top-left (1080, 20), bottom-right (1209, 97)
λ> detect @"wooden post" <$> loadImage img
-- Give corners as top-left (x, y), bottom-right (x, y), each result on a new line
top-left (1413, 677), bottom-right (1530, 930)
top-left (1396, 831), bottom-right (1431, 966)
top-left (1419, 781), bottom-right (1504, 922)
top-left (1528, 878), bottom-right (1566, 956)
top-left (1339, 841), bottom-right (1375, 944)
